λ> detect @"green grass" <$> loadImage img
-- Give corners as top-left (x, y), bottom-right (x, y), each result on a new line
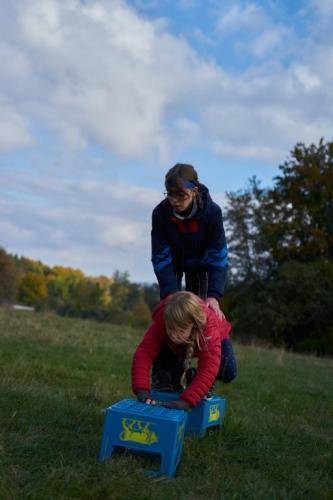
top-left (0, 308), bottom-right (332, 500)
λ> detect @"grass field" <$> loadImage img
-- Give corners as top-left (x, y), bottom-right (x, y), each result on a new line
top-left (0, 308), bottom-right (332, 499)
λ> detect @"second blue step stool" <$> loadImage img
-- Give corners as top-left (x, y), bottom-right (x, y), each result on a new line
top-left (99, 399), bottom-right (187, 477)
top-left (151, 390), bottom-right (227, 438)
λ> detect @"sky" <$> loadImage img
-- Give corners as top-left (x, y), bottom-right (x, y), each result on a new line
top-left (1, 0), bottom-right (332, 283)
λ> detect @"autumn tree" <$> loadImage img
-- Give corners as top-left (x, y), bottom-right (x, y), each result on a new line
top-left (18, 272), bottom-right (48, 306)
top-left (129, 295), bottom-right (152, 328)
top-left (46, 266), bottom-right (84, 312)
top-left (63, 278), bottom-right (105, 318)
top-left (107, 271), bottom-right (151, 325)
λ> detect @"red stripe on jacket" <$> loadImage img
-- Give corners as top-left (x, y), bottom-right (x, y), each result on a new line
top-left (131, 299), bottom-right (231, 407)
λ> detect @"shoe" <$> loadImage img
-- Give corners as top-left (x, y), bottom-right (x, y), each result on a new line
top-left (151, 370), bottom-right (174, 392)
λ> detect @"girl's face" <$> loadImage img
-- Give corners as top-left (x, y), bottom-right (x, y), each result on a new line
top-left (165, 187), bottom-right (198, 213)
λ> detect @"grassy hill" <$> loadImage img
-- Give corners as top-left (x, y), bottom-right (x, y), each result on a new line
top-left (0, 308), bottom-right (332, 499)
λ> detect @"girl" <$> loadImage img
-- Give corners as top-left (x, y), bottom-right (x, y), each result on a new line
top-left (131, 291), bottom-right (236, 410)
top-left (151, 163), bottom-right (236, 391)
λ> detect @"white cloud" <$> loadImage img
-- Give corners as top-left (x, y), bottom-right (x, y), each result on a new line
top-left (0, 170), bottom-right (160, 281)
top-left (1, 1), bottom-right (333, 283)
top-left (250, 25), bottom-right (290, 57)
top-left (292, 64), bottom-right (321, 92)
top-left (216, 3), bottom-right (266, 35)
top-left (212, 140), bottom-right (285, 163)
top-left (216, 3), bottom-right (293, 59)
top-left (0, 0), bottom-right (332, 164)
top-left (0, 98), bottom-right (34, 152)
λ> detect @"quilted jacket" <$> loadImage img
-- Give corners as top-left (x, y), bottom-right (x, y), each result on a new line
top-left (131, 299), bottom-right (231, 407)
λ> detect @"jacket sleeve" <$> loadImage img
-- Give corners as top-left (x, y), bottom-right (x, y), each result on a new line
top-left (131, 317), bottom-right (164, 395)
top-left (151, 208), bottom-right (179, 299)
top-left (206, 205), bottom-right (228, 300)
top-left (179, 318), bottom-right (222, 407)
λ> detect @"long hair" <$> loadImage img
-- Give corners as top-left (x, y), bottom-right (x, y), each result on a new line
top-left (164, 291), bottom-right (207, 388)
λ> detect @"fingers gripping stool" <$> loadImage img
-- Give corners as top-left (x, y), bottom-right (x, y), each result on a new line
top-left (151, 391), bottom-right (227, 438)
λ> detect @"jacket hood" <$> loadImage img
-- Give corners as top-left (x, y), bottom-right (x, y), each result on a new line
top-left (198, 183), bottom-right (212, 215)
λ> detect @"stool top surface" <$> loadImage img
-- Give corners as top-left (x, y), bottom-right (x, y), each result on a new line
top-left (151, 391), bottom-right (226, 405)
top-left (108, 399), bottom-right (186, 421)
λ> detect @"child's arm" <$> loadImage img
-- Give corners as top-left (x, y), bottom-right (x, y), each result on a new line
top-left (206, 204), bottom-right (228, 303)
top-left (131, 317), bottom-right (164, 397)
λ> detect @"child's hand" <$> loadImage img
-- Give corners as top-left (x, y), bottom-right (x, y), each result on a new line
top-left (206, 297), bottom-right (225, 320)
top-left (164, 400), bottom-right (191, 411)
top-left (136, 390), bottom-right (156, 404)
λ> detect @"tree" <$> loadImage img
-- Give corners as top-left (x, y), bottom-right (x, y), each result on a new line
top-left (142, 283), bottom-right (160, 311)
top-left (229, 260), bottom-right (333, 355)
top-left (129, 295), bottom-right (152, 329)
top-left (0, 248), bottom-right (19, 304)
top-left (224, 139), bottom-right (333, 354)
top-left (261, 139), bottom-right (333, 263)
top-left (63, 278), bottom-right (105, 319)
top-left (18, 272), bottom-right (48, 306)
top-left (107, 271), bottom-right (151, 325)
top-left (46, 267), bottom-right (84, 313)
top-left (13, 255), bottom-right (49, 275)
top-left (224, 177), bottom-right (271, 282)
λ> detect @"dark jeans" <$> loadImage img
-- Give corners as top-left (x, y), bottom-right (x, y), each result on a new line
top-left (216, 339), bottom-right (237, 382)
top-left (176, 269), bottom-right (208, 299)
top-left (152, 339), bottom-right (237, 387)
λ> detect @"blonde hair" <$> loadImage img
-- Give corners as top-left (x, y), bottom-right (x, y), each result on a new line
top-left (164, 291), bottom-right (207, 389)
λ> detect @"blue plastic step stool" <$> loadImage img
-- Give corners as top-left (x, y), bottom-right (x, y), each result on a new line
top-left (99, 399), bottom-right (187, 477)
top-left (151, 391), bottom-right (227, 438)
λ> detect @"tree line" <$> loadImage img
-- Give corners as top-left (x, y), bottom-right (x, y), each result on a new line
top-left (0, 252), bottom-right (159, 329)
top-left (222, 139), bottom-right (333, 355)
top-left (1, 139), bottom-right (332, 354)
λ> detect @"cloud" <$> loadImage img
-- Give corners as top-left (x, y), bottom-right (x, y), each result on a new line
top-left (0, 169), bottom-right (161, 281)
top-left (249, 25), bottom-right (290, 58)
top-left (1, 0), bottom-right (332, 284)
top-left (215, 2), bottom-right (293, 59)
top-left (0, 0), bottom-right (332, 166)
top-left (0, 98), bottom-right (34, 152)
top-left (216, 3), bottom-right (266, 35)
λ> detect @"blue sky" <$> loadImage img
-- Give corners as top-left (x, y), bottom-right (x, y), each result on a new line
top-left (1, 0), bottom-right (332, 282)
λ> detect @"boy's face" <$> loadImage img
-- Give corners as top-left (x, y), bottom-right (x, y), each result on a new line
top-left (165, 187), bottom-right (198, 213)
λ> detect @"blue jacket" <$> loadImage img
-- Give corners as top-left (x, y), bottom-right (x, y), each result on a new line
top-left (151, 184), bottom-right (228, 300)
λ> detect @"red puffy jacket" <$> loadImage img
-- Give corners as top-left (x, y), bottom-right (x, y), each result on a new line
top-left (131, 298), bottom-right (231, 407)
